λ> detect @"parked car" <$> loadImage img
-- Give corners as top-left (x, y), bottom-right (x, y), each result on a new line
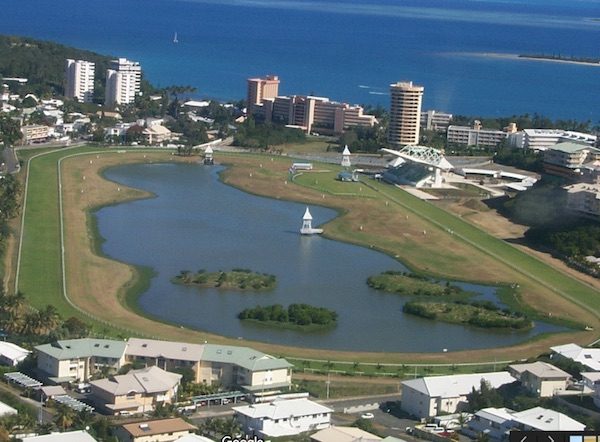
top-left (361, 412), bottom-right (375, 419)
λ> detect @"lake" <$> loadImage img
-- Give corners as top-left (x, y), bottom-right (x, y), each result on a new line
top-left (96, 162), bottom-right (564, 352)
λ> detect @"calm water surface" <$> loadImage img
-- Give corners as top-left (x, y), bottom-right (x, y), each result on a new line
top-left (95, 162), bottom-right (563, 352)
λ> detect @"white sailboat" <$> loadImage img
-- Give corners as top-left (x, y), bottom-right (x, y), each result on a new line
top-left (173, 32), bottom-right (179, 44)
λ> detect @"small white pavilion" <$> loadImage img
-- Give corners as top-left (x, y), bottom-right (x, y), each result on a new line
top-left (341, 145), bottom-right (351, 168)
top-left (203, 145), bottom-right (214, 165)
top-left (300, 207), bottom-right (323, 235)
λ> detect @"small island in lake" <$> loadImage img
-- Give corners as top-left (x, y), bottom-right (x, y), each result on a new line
top-left (403, 300), bottom-right (533, 330)
top-left (367, 271), bottom-right (468, 297)
top-left (173, 268), bottom-right (276, 291)
top-left (238, 303), bottom-right (338, 330)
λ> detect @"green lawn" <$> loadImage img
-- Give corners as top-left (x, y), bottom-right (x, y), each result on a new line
top-left (364, 179), bottom-right (600, 319)
top-left (293, 169), bottom-right (379, 198)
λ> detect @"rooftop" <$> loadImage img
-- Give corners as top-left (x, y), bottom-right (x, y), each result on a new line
top-left (120, 418), bottom-right (196, 437)
top-left (201, 344), bottom-right (292, 371)
top-left (548, 142), bottom-right (600, 154)
top-left (402, 372), bottom-right (515, 398)
top-left (35, 338), bottom-right (126, 361)
top-left (0, 341), bottom-right (30, 360)
top-left (551, 343), bottom-right (600, 371)
top-left (90, 365), bottom-right (181, 395)
top-left (126, 337), bottom-right (204, 362)
top-left (22, 430), bottom-right (97, 442)
top-left (311, 425), bottom-right (382, 442)
top-left (512, 406), bottom-right (586, 431)
top-left (508, 361), bottom-right (570, 379)
top-left (233, 398), bottom-right (332, 420)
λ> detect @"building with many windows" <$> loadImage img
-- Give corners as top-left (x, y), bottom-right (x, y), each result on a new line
top-left (447, 121), bottom-right (517, 148)
top-left (565, 183), bottom-right (600, 219)
top-left (543, 142), bottom-right (600, 178)
top-left (247, 75), bottom-right (280, 114)
top-left (65, 59), bottom-right (95, 103)
top-left (511, 129), bottom-right (597, 151)
top-left (105, 58), bottom-right (142, 106)
top-left (420, 110), bottom-right (452, 131)
top-left (388, 81), bottom-right (424, 147)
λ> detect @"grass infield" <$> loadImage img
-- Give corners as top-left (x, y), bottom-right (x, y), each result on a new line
top-left (11, 146), bottom-right (600, 364)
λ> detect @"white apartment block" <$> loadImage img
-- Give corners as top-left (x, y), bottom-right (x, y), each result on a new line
top-left (234, 398), bottom-right (332, 438)
top-left (105, 58), bottom-right (142, 106)
top-left (388, 81), bottom-right (424, 147)
top-left (421, 110), bottom-right (452, 131)
top-left (511, 129), bottom-right (597, 151)
top-left (447, 121), bottom-right (517, 148)
top-left (565, 183), bottom-right (600, 219)
top-left (65, 59), bottom-right (95, 103)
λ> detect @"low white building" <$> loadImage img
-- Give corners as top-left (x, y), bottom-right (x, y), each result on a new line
top-left (22, 430), bottom-right (97, 442)
top-left (233, 398), bottom-right (332, 438)
top-left (508, 361), bottom-right (570, 397)
top-left (550, 343), bottom-right (600, 371)
top-left (401, 372), bottom-right (516, 418)
top-left (311, 426), bottom-right (383, 442)
top-left (0, 400), bottom-right (17, 417)
top-left (467, 406), bottom-right (586, 441)
top-left (0, 341), bottom-right (30, 366)
top-left (511, 129), bottom-right (597, 151)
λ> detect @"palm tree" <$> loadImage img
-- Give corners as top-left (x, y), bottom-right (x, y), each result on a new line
top-left (74, 409), bottom-right (95, 430)
top-left (54, 403), bottom-right (75, 431)
top-left (38, 305), bottom-right (62, 335)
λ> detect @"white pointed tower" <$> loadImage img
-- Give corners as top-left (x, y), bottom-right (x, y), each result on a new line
top-left (203, 145), bottom-right (214, 165)
top-left (341, 145), bottom-right (351, 168)
top-left (300, 207), bottom-right (323, 235)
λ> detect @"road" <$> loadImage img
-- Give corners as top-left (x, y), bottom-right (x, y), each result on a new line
top-left (2, 147), bottom-right (19, 174)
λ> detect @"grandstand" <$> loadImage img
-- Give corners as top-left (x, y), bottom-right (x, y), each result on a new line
top-left (381, 145), bottom-right (454, 188)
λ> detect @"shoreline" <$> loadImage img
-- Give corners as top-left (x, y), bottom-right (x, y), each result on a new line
top-left (447, 51), bottom-right (600, 67)
top-left (15, 146), bottom-right (598, 363)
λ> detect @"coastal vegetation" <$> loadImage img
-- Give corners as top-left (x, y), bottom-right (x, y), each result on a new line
top-left (173, 269), bottom-right (276, 291)
top-left (518, 53), bottom-right (600, 65)
top-left (367, 271), bottom-right (467, 297)
top-left (233, 117), bottom-right (306, 149)
top-left (238, 303), bottom-right (338, 329)
top-left (402, 300), bottom-right (533, 330)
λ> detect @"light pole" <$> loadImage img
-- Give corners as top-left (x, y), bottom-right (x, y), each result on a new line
top-left (326, 372), bottom-right (330, 400)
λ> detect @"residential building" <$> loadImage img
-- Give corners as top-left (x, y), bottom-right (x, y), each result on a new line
top-left (22, 430), bottom-right (98, 442)
top-left (125, 338), bottom-right (293, 394)
top-left (388, 81), bottom-right (424, 147)
top-left (233, 398), bottom-right (332, 438)
top-left (177, 436), bottom-right (215, 442)
top-left (113, 418), bottom-right (197, 442)
top-left (543, 142), bottom-right (600, 178)
top-left (565, 183), bottom-right (600, 219)
top-left (447, 121), bottom-right (517, 148)
top-left (65, 59), bottom-right (95, 103)
top-left (0, 400), bottom-right (17, 417)
top-left (466, 406), bottom-right (586, 441)
top-left (400, 372), bottom-right (516, 418)
top-left (551, 343), bottom-right (600, 371)
top-left (589, 375), bottom-right (600, 408)
top-left (258, 94), bottom-right (376, 134)
top-left (421, 110), bottom-right (452, 131)
top-left (508, 361), bottom-right (570, 397)
top-left (581, 372), bottom-right (600, 392)
top-left (1, 84), bottom-right (9, 102)
top-left (142, 125), bottom-right (172, 145)
top-left (311, 425), bottom-right (382, 442)
top-left (89, 365), bottom-right (181, 415)
top-left (20, 125), bottom-right (49, 144)
top-left (0, 341), bottom-right (30, 366)
top-left (35, 338), bottom-right (127, 383)
top-left (105, 58), bottom-right (142, 106)
top-left (511, 129), bottom-right (597, 151)
top-left (247, 75), bottom-right (280, 112)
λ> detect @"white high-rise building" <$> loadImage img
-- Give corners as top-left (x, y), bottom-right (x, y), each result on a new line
top-left (65, 59), bottom-right (95, 103)
top-left (388, 81), bottom-right (424, 147)
top-left (105, 58), bottom-right (141, 106)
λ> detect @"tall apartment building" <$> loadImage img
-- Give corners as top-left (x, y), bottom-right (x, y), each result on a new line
top-left (388, 81), bottom-right (424, 147)
top-left (105, 58), bottom-right (142, 106)
top-left (65, 59), bottom-right (95, 103)
top-left (247, 75), bottom-right (280, 115)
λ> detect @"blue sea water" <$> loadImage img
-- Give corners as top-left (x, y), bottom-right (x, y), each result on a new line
top-left (3, 0), bottom-right (600, 120)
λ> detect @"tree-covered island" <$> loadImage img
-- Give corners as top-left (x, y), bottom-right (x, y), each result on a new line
top-left (403, 300), bottom-right (533, 330)
top-left (172, 269), bottom-right (276, 291)
top-left (238, 303), bottom-right (338, 330)
top-left (367, 271), bottom-right (468, 297)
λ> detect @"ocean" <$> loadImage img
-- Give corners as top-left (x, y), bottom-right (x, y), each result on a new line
top-left (3, 0), bottom-right (600, 120)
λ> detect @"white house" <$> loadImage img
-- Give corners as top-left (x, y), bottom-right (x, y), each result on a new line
top-left (0, 341), bottom-right (30, 366)
top-left (311, 426), bottom-right (382, 442)
top-left (551, 343), bottom-right (600, 371)
top-left (508, 361), bottom-right (570, 397)
top-left (401, 372), bottom-right (516, 418)
top-left (467, 407), bottom-right (586, 441)
top-left (233, 398), bottom-right (332, 438)
top-left (22, 430), bottom-right (98, 442)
